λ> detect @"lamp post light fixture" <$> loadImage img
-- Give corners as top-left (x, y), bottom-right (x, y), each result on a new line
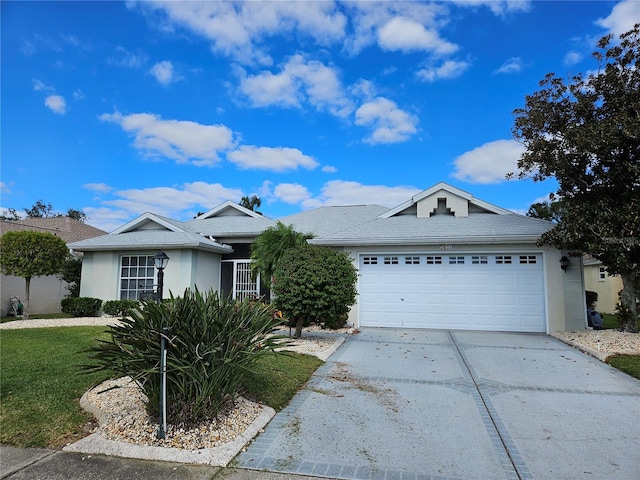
top-left (153, 251), bottom-right (170, 302)
top-left (559, 255), bottom-right (570, 272)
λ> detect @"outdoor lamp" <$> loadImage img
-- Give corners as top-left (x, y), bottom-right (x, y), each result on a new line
top-left (153, 251), bottom-right (170, 301)
top-left (559, 256), bottom-right (570, 272)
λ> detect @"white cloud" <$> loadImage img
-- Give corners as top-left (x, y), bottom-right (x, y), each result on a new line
top-left (564, 51), bottom-right (583, 66)
top-left (83, 183), bottom-right (113, 193)
top-left (45, 95), bottom-right (67, 114)
top-left (86, 182), bottom-right (244, 230)
top-left (0, 182), bottom-right (11, 194)
top-left (322, 165), bottom-right (337, 173)
top-left (450, 0), bottom-right (531, 16)
top-left (239, 55), bottom-right (353, 117)
top-left (107, 46), bottom-right (147, 68)
top-left (355, 97), bottom-right (418, 144)
top-left (227, 145), bottom-right (319, 171)
top-left (149, 60), bottom-right (179, 85)
top-left (377, 16), bottom-right (458, 55)
top-left (417, 60), bottom-right (470, 82)
top-left (134, 1), bottom-right (346, 65)
top-left (33, 79), bottom-right (55, 92)
top-left (274, 183), bottom-right (312, 204)
top-left (596, 0), bottom-right (640, 38)
top-left (495, 57), bottom-right (523, 74)
top-left (309, 180), bottom-right (421, 208)
top-left (99, 112), bottom-right (236, 166)
top-left (451, 139), bottom-right (525, 184)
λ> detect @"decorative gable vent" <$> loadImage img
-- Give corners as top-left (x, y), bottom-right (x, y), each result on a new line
top-left (416, 192), bottom-right (469, 218)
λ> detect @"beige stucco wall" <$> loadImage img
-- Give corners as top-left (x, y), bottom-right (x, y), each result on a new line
top-left (583, 264), bottom-right (623, 314)
top-left (78, 249), bottom-right (222, 304)
top-left (1, 274), bottom-right (70, 315)
top-left (341, 244), bottom-right (586, 334)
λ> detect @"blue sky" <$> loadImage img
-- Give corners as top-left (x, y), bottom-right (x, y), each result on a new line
top-left (2, 1), bottom-right (638, 232)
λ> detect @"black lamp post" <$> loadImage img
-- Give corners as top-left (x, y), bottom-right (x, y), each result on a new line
top-left (153, 251), bottom-right (170, 302)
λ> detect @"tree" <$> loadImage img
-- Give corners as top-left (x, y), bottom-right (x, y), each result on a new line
top-left (526, 200), bottom-right (564, 223)
top-left (58, 254), bottom-right (82, 297)
top-left (240, 195), bottom-right (262, 213)
top-left (0, 208), bottom-right (20, 221)
top-left (250, 221), bottom-right (313, 282)
top-left (0, 231), bottom-right (68, 320)
top-left (66, 208), bottom-right (87, 223)
top-left (511, 25), bottom-right (640, 332)
top-left (24, 200), bottom-right (56, 218)
top-left (272, 244), bottom-right (358, 338)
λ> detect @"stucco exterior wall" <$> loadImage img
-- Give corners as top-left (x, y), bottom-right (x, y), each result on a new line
top-left (583, 264), bottom-right (622, 314)
top-left (342, 243), bottom-right (585, 334)
top-left (78, 249), bottom-right (222, 303)
top-left (1, 274), bottom-right (69, 315)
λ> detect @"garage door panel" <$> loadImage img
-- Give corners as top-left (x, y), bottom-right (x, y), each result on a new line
top-left (359, 253), bottom-right (546, 332)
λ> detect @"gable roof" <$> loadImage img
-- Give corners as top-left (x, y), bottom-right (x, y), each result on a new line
top-left (195, 201), bottom-right (264, 220)
top-left (380, 182), bottom-right (512, 218)
top-left (0, 217), bottom-right (107, 243)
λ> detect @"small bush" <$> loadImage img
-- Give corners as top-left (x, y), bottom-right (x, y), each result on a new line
top-left (102, 300), bottom-right (139, 317)
top-left (61, 297), bottom-right (102, 317)
top-left (83, 288), bottom-right (287, 426)
top-left (585, 291), bottom-right (598, 309)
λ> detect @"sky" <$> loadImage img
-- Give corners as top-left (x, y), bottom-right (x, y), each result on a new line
top-left (2, 0), bottom-right (639, 232)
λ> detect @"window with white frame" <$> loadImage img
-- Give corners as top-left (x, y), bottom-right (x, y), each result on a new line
top-left (426, 256), bottom-right (443, 264)
top-left (405, 256), bottom-right (420, 265)
top-left (363, 256), bottom-right (378, 265)
top-left (495, 255), bottom-right (512, 264)
top-left (471, 255), bottom-right (488, 264)
top-left (599, 266), bottom-right (607, 281)
top-left (384, 256), bottom-right (399, 265)
top-left (120, 255), bottom-right (156, 300)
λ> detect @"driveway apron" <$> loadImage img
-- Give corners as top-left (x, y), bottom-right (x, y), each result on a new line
top-left (235, 329), bottom-right (640, 480)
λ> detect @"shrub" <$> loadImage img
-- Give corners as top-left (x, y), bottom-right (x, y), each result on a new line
top-left (84, 288), bottom-right (287, 425)
top-left (585, 291), bottom-right (598, 309)
top-left (61, 297), bottom-right (102, 317)
top-left (273, 244), bottom-right (358, 337)
top-left (102, 300), bottom-right (139, 317)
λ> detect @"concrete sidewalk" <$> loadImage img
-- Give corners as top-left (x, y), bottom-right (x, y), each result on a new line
top-left (0, 445), bottom-right (322, 480)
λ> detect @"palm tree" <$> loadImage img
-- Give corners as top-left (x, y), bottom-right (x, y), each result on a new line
top-left (250, 222), bottom-right (313, 281)
top-left (240, 195), bottom-right (262, 213)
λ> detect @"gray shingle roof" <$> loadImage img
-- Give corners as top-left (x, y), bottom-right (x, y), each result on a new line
top-left (281, 205), bottom-right (388, 238)
top-left (68, 230), bottom-right (231, 253)
top-left (308, 213), bottom-right (554, 246)
top-left (0, 217), bottom-right (106, 243)
top-left (184, 215), bottom-right (275, 237)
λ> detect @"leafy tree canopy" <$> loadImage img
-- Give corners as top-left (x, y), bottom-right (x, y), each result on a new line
top-left (0, 230), bottom-right (68, 319)
top-left (1, 200), bottom-right (86, 223)
top-left (240, 195), bottom-right (262, 214)
top-left (511, 24), bottom-right (640, 332)
top-left (250, 221), bottom-right (312, 281)
top-left (273, 244), bottom-right (358, 338)
top-left (526, 200), bottom-right (564, 223)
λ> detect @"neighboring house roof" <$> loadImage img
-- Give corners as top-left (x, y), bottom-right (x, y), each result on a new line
top-left (0, 217), bottom-right (107, 243)
top-left (68, 182), bottom-right (554, 253)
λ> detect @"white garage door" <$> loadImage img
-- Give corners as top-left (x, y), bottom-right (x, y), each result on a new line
top-left (359, 253), bottom-right (546, 332)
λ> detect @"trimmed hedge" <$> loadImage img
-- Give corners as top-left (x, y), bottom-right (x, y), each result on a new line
top-left (102, 300), bottom-right (139, 317)
top-left (61, 297), bottom-right (102, 317)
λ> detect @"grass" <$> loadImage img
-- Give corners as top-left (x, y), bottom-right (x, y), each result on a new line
top-left (0, 327), bottom-right (113, 447)
top-left (243, 352), bottom-right (323, 410)
top-left (607, 355), bottom-right (640, 380)
top-left (0, 326), bottom-right (323, 448)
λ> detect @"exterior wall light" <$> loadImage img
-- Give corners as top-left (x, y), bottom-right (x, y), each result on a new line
top-left (559, 256), bottom-right (570, 272)
top-left (152, 251), bottom-right (170, 301)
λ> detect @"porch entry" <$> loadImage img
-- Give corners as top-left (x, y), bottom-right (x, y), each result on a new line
top-left (221, 260), bottom-right (261, 301)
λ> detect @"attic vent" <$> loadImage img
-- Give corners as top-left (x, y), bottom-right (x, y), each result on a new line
top-left (430, 198), bottom-right (454, 217)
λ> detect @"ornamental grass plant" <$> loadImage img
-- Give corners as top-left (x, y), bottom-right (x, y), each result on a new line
top-left (84, 288), bottom-right (287, 426)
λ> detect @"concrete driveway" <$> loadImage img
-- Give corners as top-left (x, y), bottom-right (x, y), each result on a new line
top-left (236, 328), bottom-right (640, 480)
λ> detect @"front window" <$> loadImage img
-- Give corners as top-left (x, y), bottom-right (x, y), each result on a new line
top-left (120, 255), bottom-right (156, 300)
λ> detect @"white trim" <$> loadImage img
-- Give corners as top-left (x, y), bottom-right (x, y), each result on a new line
top-left (195, 201), bottom-right (264, 220)
top-left (111, 213), bottom-right (185, 235)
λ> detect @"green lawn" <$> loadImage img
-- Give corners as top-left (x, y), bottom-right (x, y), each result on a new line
top-left (0, 326), bottom-right (322, 448)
